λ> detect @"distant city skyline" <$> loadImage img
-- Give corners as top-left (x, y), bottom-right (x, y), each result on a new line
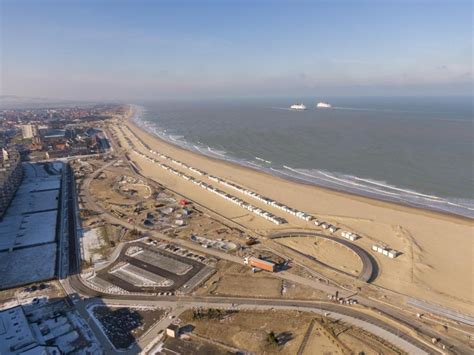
top-left (1, 0), bottom-right (472, 100)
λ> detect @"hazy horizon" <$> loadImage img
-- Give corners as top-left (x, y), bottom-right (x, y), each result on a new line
top-left (1, 0), bottom-right (473, 101)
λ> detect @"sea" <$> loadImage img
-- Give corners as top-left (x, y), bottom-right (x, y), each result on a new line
top-left (131, 96), bottom-right (474, 219)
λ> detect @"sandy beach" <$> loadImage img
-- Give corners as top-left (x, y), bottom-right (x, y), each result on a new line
top-left (114, 105), bottom-right (472, 314)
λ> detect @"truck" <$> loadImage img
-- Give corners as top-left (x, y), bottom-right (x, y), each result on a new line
top-left (244, 256), bottom-right (276, 272)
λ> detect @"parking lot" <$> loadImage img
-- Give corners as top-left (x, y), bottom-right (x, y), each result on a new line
top-left (95, 243), bottom-right (210, 294)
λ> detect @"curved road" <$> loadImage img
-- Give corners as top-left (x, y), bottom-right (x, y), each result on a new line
top-left (68, 128), bottom-right (472, 354)
top-left (67, 274), bottom-right (434, 354)
top-left (80, 158), bottom-right (355, 298)
top-left (270, 231), bottom-right (378, 282)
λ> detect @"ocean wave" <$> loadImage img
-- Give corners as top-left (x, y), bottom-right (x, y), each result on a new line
top-left (279, 166), bottom-right (474, 216)
top-left (207, 147), bottom-right (227, 158)
top-left (130, 105), bottom-right (473, 218)
top-left (135, 121), bottom-right (234, 165)
top-left (351, 176), bottom-right (442, 200)
top-left (190, 144), bottom-right (227, 159)
top-left (169, 135), bottom-right (185, 142)
top-left (244, 161), bottom-right (263, 168)
top-left (255, 157), bottom-right (272, 164)
top-left (281, 166), bottom-right (402, 197)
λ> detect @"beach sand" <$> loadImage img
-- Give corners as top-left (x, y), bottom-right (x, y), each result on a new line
top-left (113, 106), bottom-right (473, 314)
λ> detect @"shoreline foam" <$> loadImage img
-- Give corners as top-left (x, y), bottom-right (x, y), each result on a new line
top-left (119, 103), bottom-right (474, 312)
top-left (130, 104), bottom-right (473, 220)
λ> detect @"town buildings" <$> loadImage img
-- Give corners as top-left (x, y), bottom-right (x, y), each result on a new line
top-left (20, 124), bottom-right (38, 139)
top-left (0, 147), bottom-right (23, 218)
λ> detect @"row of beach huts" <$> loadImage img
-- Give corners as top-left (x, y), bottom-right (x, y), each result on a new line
top-left (209, 177), bottom-right (314, 222)
top-left (118, 126), bottom-right (352, 229)
top-left (372, 244), bottom-right (399, 258)
top-left (135, 150), bottom-right (286, 224)
top-left (123, 132), bottom-right (287, 225)
top-left (118, 128), bottom-right (315, 223)
top-left (116, 126), bottom-right (400, 258)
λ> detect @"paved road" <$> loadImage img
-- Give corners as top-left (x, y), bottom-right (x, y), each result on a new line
top-left (113, 124), bottom-right (474, 353)
top-left (81, 295), bottom-right (433, 354)
top-left (81, 159), bottom-right (354, 298)
top-left (270, 231), bottom-right (378, 282)
top-left (67, 164), bottom-right (82, 275)
top-left (66, 271), bottom-right (442, 354)
top-left (408, 297), bottom-right (474, 327)
top-left (68, 128), bottom-right (470, 355)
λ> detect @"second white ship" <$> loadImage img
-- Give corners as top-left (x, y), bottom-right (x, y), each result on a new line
top-left (316, 102), bottom-right (332, 108)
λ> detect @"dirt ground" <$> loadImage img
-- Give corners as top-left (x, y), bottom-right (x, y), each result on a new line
top-left (324, 318), bottom-right (406, 355)
top-left (195, 261), bottom-right (281, 298)
top-left (176, 214), bottom-right (246, 252)
top-left (0, 280), bottom-right (66, 308)
top-left (179, 309), bottom-right (404, 355)
top-left (302, 321), bottom-right (347, 355)
top-left (212, 274), bottom-right (282, 298)
top-left (195, 260), bottom-right (329, 300)
top-left (281, 280), bottom-right (328, 300)
top-left (180, 309), bottom-right (311, 354)
top-left (301, 319), bottom-right (403, 355)
top-left (277, 237), bottom-right (363, 276)
top-left (161, 336), bottom-right (228, 355)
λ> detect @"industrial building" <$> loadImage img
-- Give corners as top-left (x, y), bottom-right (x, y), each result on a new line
top-left (0, 301), bottom-right (100, 354)
top-left (0, 306), bottom-right (38, 354)
top-left (0, 306), bottom-right (61, 354)
top-left (0, 162), bottom-right (64, 289)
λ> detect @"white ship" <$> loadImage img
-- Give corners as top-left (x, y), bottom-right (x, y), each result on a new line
top-left (316, 102), bottom-right (332, 108)
top-left (290, 103), bottom-right (306, 110)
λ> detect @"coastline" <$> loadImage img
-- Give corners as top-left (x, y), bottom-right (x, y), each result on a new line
top-left (116, 103), bottom-right (473, 313)
top-left (127, 105), bottom-right (471, 224)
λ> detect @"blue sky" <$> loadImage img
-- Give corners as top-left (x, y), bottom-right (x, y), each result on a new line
top-left (1, 0), bottom-right (472, 100)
